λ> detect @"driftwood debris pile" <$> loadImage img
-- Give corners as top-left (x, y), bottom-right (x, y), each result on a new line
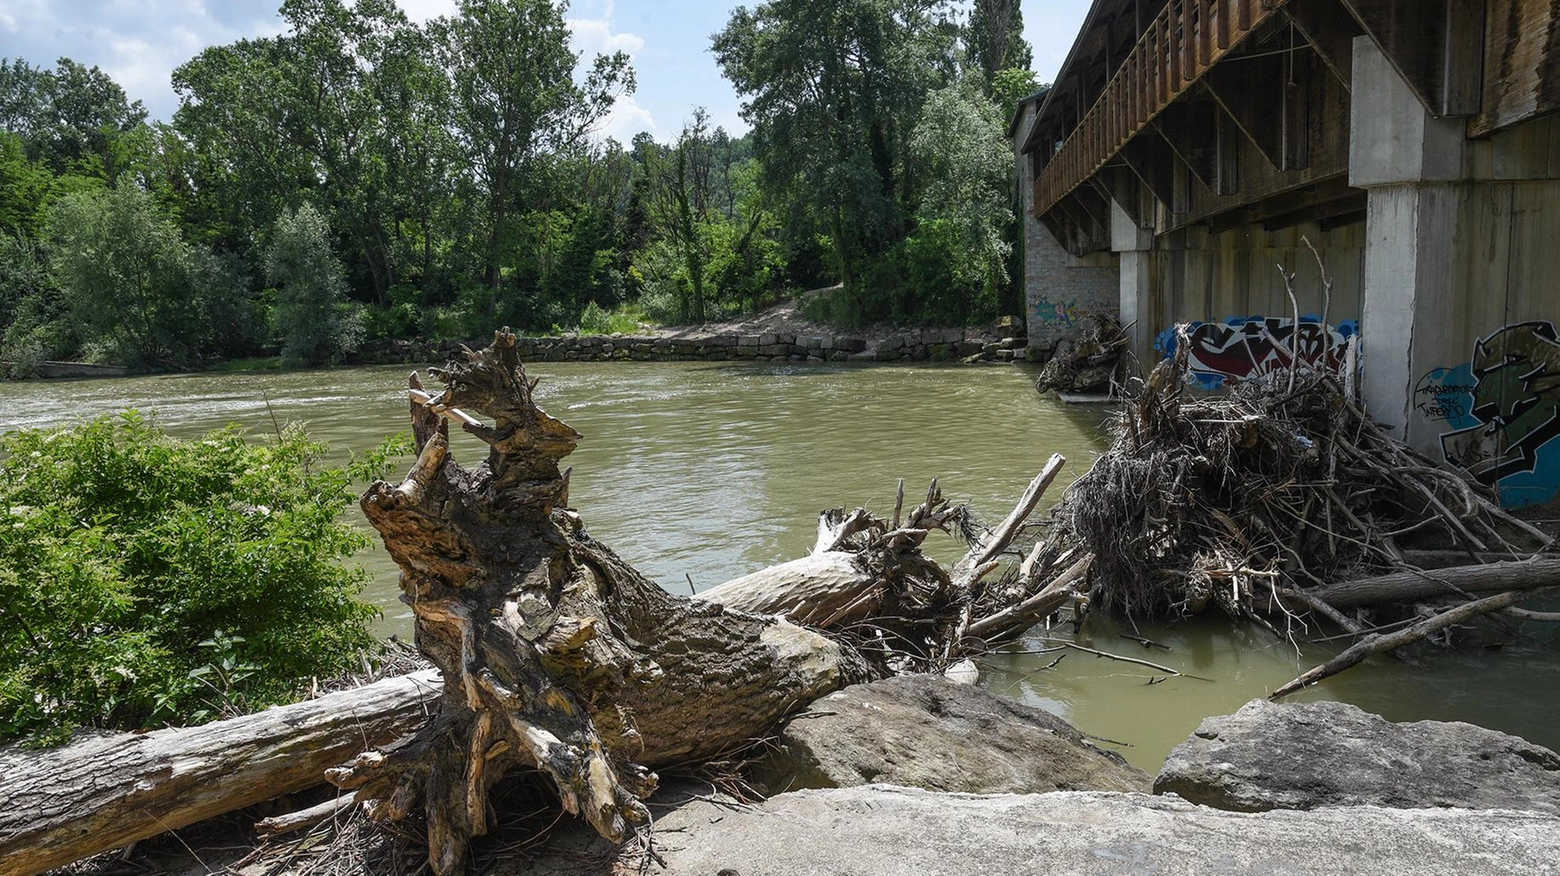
top-left (1033, 314), bottom-right (1128, 394)
top-left (1045, 334), bottom-right (1558, 695)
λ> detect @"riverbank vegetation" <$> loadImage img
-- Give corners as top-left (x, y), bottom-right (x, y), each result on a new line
top-left (0, 413), bottom-right (397, 744)
top-left (0, 0), bottom-right (1039, 375)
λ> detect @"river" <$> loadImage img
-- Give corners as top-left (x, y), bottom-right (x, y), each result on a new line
top-left (3, 360), bottom-right (1556, 773)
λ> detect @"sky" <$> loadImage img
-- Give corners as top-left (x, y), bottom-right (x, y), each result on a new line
top-left (0, 0), bottom-right (1090, 143)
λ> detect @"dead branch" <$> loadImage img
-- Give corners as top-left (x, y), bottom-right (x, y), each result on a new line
top-left (1270, 588), bottom-right (1555, 699)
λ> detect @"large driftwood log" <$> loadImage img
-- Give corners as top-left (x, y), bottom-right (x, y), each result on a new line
top-left (0, 669), bottom-right (440, 876)
top-left (1305, 557), bottom-right (1560, 609)
top-left (348, 331), bottom-right (866, 875)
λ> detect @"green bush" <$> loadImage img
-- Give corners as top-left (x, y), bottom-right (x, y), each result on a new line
top-left (0, 413), bottom-right (388, 744)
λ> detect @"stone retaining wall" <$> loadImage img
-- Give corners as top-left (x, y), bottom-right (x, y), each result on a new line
top-left (353, 329), bottom-right (1032, 367)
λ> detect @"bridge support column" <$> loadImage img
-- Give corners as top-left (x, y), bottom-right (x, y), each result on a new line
top-left (1111, 199), bottom-right (1155, 369)
top-left (1350, 36), bottom-right (1466, 452)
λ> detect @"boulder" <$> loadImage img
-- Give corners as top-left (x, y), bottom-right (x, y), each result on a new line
top-left (1155, 698), bottom-right (1560, 813)
top-left (526, 785), bottom-right (1560, 876)
top-left (755, 675), bottom-right (1149, 795)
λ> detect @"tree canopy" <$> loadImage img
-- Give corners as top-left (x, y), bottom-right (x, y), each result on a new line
top-left (0, 0), bottom-right (1037, 371)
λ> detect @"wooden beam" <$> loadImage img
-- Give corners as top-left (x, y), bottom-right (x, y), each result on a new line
top-left (1203, 174), bottom-right (1359, 233)
top-left (1441, 0), bottom-right (1485, 117)
top-left (1215, 103), bottom-right (1240, 196)
top-left (1103, 165), bottom-right (1145, 227)
top-left (1282, 48), bottom-right (1313, 171)
top-left (1319, 208), bottom-right (1367, 232)
top-left (1283, 0), bottom-right (1363, 90)
top-left (1119, 131), bottom-right (1180, 213)
top-left (1071, 183), bottom-right (1112, 233)
top-left (1260, 191), bottom-right (1368, 231)
top-left (1204, 48), bottom-right (1287, 170)
top-left (1339, 0), bottom-right (1483, 117)
top-left (1153, 94), bottom-right (1220, 188)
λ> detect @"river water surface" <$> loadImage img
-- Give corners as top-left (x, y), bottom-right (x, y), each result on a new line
top-left (4, 361), bottom-right (1556, 773)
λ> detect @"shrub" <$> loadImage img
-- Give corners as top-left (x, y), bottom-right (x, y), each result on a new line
top-left (0, 413), bottom-right (389, 744)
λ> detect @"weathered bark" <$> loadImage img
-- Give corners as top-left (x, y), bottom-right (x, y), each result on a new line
top-left (0, 669), bottom-right (440, 876)
top-left (1305, 557), bottom-right (1560, 609)
top-left (349, 331), bottom-right (866, 875)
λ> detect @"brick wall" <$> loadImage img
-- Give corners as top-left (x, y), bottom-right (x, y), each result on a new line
top-left (1013, 102), bottom-right (1120, 356)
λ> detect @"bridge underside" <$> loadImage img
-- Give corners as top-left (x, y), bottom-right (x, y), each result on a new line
top-left (1017, 0), bottom-right (1560, 507)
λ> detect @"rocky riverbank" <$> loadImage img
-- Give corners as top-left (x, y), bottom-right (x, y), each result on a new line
top-left (351, 326), bottom-right (1035, 367)
top-left (50, 679), bottom-right (1560, 876)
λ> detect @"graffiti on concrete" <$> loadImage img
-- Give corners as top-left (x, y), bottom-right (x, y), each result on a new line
top-left (1154, 315), bottom-right (1358, 390)
top-left (1414, 367), bottom-right (1477, 422)
top-left (1032, 298), bottom-right (1086, 327)
top-left (1429, 321), bottom-right (1560, 507)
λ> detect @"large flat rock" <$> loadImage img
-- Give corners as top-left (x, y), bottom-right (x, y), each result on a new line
top-left (528, 785), bottom-right (1560, 875)
top-left (1155, 698), bottom-right (1560, 813)
top-left (754, 674), bottom-right (1150, 794)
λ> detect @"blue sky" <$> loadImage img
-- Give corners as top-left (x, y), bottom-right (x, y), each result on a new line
top-left (0, 0), bottom-right (1089, 142)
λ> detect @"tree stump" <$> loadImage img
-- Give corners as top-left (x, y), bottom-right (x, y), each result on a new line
top-left (348, 330), bottom-right (865, 875)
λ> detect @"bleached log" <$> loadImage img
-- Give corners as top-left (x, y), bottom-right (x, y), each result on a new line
top-left (0, 669), bottom-right (440, 876)
top-left (1306, 557), bottom-right (1560, 609)
top-left (697, 551), bottom-right (874, 626)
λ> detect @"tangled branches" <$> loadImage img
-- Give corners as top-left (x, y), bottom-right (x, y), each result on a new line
top-left (1052, 342), bottom-right (1548, 626)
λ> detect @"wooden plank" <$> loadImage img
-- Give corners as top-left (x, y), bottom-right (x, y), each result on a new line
top-left (1154, 95), bottom-right (1221, 188)
top-left (1204, 48), bottom-right (1288, 170)
top-left (1284, 0), bottom-right (1363, 89)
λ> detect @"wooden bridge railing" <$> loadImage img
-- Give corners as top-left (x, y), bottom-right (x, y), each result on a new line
top-left (1034, 0), bottom-right (1289, 217)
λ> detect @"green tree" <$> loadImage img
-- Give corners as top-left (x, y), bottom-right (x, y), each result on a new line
top-left (713, 0), bottom-right (959, 319)
top-left (966, 0), bottom-right (1032, 87)
top-left (267, 203), bottom-right (364, 367)
top-left (991, 68), bottom-right (1041, 118)
top-left (13, 58), bottom-right (148, 177)
top-left (48, 183), bottom-right (227, 370)
top-left (906, 80), bottom-right (1013, 321)
top-left (0, 414), bottom-right (383, 743)
top-left (436, 0), bottom-right (634, 310)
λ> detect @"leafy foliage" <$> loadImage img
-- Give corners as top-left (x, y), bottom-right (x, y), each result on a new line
top-left (266, 203), bottom-right (364, 367)
top-left (0, 0), bottom-right (1038, 367)
top-left (0, 414), bottom-right (383, 744)
top-left (48, 182), bottom-right (258, 370)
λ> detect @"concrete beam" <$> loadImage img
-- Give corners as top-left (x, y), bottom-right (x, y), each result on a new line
top-left (1349, 36), bottom-right (1465, 187)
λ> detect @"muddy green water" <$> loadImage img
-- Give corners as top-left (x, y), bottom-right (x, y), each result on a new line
top-left (3, 361), bottom-right (1557, 773)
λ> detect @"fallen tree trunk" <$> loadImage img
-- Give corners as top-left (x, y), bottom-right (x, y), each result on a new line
top-left (1305, 557), bottom-right (1560, 609)
top-left (0, 669), bottom-right (440, 876)
top-left (346, 332), bottom-right (867, 875)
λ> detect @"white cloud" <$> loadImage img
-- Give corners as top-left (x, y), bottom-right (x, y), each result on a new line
top-left (566, 0), bottom-right (643, 59)
top-left (397, 0), bottom-right (455, 25)
top-left (596, 93), bottom-right (654, 142)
